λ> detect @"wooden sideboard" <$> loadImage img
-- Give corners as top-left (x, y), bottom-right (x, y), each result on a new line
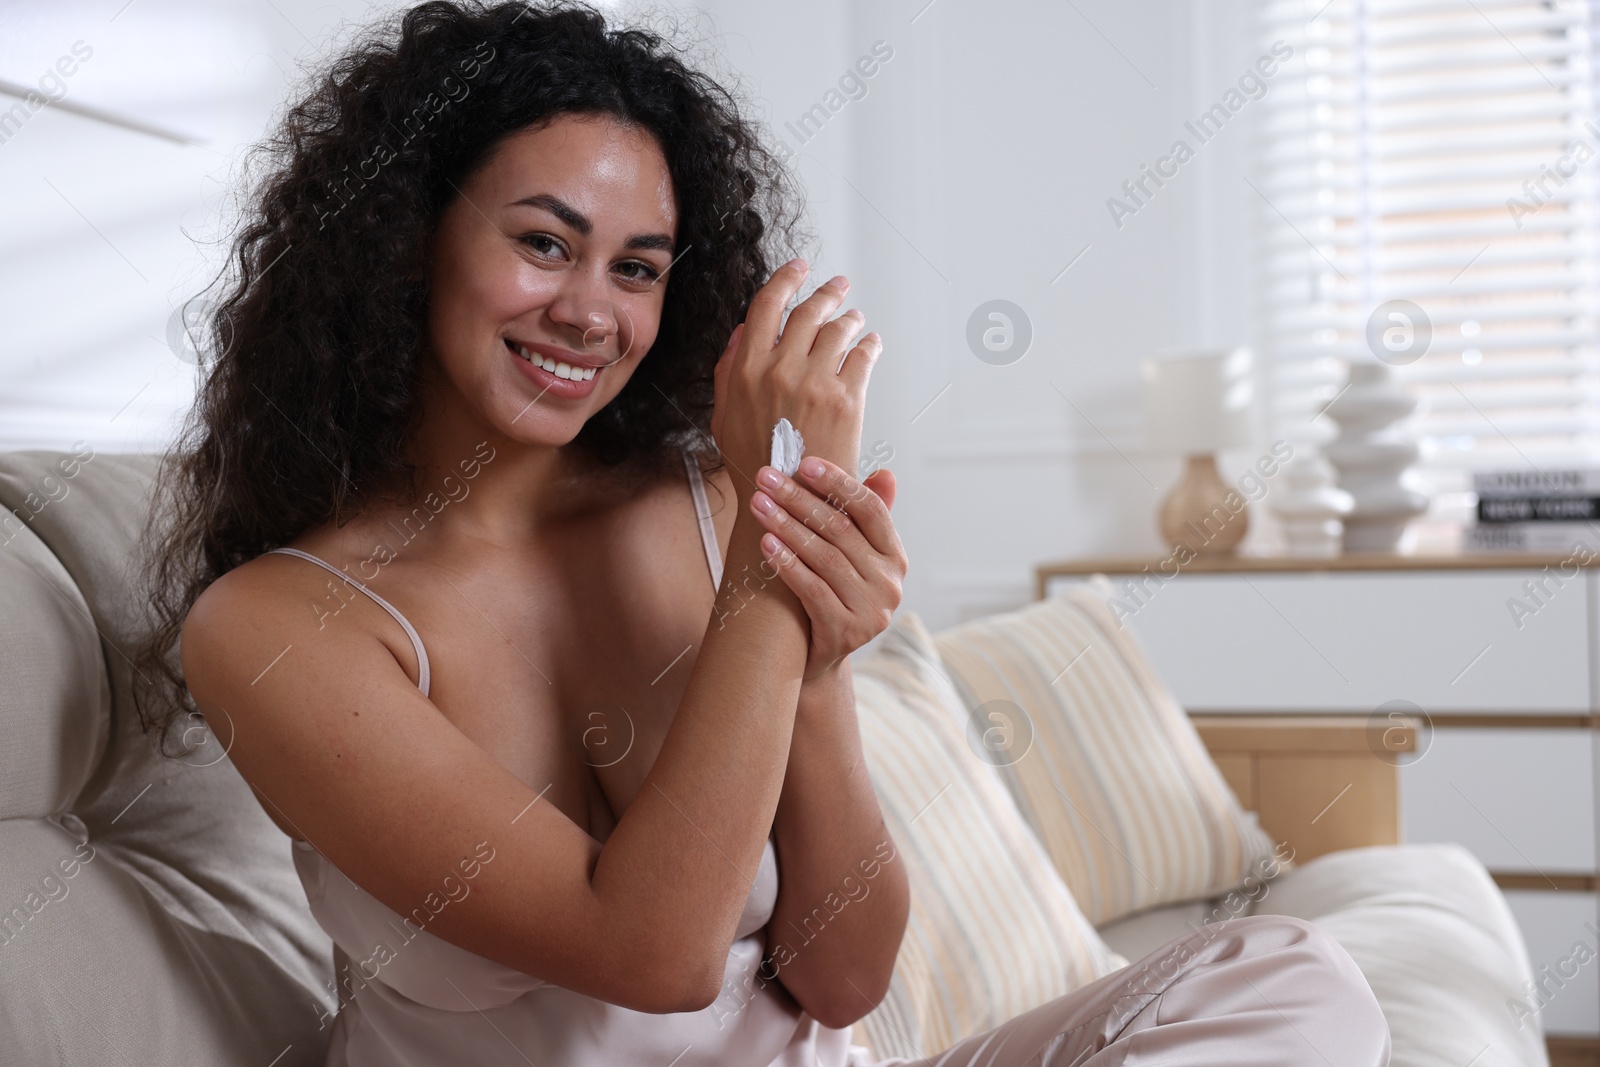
top-left (1038, 552), bottom-right (1600, 1045)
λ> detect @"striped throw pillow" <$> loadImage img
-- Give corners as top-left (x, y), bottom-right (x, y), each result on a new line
top-left (932, 589), bottom-right (1281, 927)
top-left (849, 617), bottom-right (1127, 1060)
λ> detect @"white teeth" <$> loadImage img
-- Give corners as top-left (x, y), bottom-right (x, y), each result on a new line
top-left (511, 342), bottom-right (594, 382)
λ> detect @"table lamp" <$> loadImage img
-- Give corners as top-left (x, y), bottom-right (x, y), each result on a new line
top-left (1141, 347), bottom-right (1254, 555)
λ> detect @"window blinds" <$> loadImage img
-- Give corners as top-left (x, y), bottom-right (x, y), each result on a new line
top-left (1259, 0), bottom-right (1600, 472)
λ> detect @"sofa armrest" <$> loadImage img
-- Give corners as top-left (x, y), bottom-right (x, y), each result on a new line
top-left (1191, 715), bottom-right (1415, 863)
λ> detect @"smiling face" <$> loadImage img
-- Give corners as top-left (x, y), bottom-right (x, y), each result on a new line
top-left (426, 112), bottom-right (678, 447)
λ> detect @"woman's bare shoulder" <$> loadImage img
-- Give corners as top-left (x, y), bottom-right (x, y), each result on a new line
top-left (186, 550), bottom-right (307, 634)
top-left (181, 546), bottom-right (393, 693)
top-left (185, 547), bottom-right (339, 631)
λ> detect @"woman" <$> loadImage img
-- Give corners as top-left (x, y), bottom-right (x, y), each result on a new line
top-left (138, 3), bottom-right (1392, 1065)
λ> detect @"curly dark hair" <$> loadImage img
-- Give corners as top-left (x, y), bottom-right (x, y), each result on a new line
top-left (133, 0), bottom-right (806, 753)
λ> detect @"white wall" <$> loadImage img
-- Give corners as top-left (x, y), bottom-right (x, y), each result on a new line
top-left (0, 0), bottom-right (415, 454)
top-left (692, 0), bottom-right (1274, 626)
top-left (1, 0), bottom-right (1276, 630)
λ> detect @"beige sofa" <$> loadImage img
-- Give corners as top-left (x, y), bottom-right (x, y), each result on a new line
top-left (0, 450), bottom-right (1550, 1066)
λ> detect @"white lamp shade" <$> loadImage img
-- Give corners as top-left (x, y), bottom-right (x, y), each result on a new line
top-left (1141, 347), bottom-right (1254, 453)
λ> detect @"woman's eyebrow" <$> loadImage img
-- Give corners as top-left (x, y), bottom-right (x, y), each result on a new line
top-left (510, 193), bottom-right (675, 253)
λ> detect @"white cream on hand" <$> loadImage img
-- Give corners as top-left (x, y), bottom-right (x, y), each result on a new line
top-left (771, 418), bottom-right (805, 477)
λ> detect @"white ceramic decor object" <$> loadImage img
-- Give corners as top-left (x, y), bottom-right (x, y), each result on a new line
top-left (1270, 454), bottom-right (1354, 557)
top-left (771, 418), bottom-right (805, 477)
top-left (1324, 363), bottom-right (1431, 552)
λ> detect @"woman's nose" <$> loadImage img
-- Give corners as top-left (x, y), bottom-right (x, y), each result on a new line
top-left (576, 303), bottom-right (617, 352)
top-left (547, 278), bottom-right (630, 364)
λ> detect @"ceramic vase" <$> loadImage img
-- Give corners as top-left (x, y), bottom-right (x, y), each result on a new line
top-left (1158, 453), bottom-right (1249, 555)
top-left (1270, 454), bottom-right (1354, 557)
top-left (1323, 362), bottom-right (1430, 553)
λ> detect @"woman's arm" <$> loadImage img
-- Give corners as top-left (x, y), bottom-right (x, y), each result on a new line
top-left (766, 662), bottom-right (909, 1029)
top-left (740, 456), bottom-right (911, 1026)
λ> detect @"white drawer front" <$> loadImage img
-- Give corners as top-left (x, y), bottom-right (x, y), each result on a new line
top-left (1502, 890), bottom-right (1600, 1036)
top-left (1048, 571), bottom-right (1592, 712)
top-left (1401, 728), bottom-right (1596, 872)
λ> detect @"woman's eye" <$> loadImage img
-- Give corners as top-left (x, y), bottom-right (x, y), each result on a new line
top-left (519, 233), bottom-right (565, 258)
top-left (515, 236), bottom-right (659, 285)
top-left (615, 260), bottom-right (661, 285)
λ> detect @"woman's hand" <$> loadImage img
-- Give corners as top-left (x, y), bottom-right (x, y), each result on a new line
top-left (710, 259), bottom-right (882, 497)
top-left (747, 456), bottom-right (907, 680)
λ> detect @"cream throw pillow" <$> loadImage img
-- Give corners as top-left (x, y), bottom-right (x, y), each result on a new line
top-left (849, 617), bottom-right (1127, 1061)
top-left (932, 589), bottom-right (1281, 927)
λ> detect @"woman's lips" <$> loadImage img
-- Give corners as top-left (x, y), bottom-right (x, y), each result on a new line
top-left (506, 338), bottom-right (602, 399)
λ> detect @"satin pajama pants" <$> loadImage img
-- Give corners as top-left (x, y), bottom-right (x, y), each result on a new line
top-left (879, 915), bottom-right (1391, 1067)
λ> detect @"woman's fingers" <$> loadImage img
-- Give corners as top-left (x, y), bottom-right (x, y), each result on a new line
top-left (749, 487), bottom-right (875, 612)
top-left (794, 457), bottom-right (904, 561)
top-left (743, 259), bottom-right (811, 353)
top-left (718, 321), bottom-right (744, 367)
top-left (862, 467), bottom-right (896, 511)
top-left (775, 275), bottom-right (852, 359)
top-left (722, 259), bottom-right (879, 484)
top-left (811, 309), bottom-right (868, 374)
top-left (837, 331), bottom-right (882, 393)
top-left (754, 464), bottom-right (878, 572)
top-left (743, 259), bottom-right (853, 360)
top-left (710, 322), bottom-right (744, 444)
top-left (759, 531), bottom-right (848, 622)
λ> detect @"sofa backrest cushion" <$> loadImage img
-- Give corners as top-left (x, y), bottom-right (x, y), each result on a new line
top-left (933, 588), bottom-right (1281, 926)
top-left (0, 450), bottom-right (332, 1067)
top-left (0, 484), bottom-right (110, 821)
top-left (849, 616), bottom-right (1127, 1060)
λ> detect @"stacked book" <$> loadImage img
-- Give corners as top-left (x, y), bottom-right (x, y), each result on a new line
top-left (1465, 469), bottom-right (1600, 552)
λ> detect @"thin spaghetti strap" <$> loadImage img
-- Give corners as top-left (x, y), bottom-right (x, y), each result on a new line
top-left (682, 452), bottom-right (724, 592)
top-left (265, 547), bottom-right (431, 697)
